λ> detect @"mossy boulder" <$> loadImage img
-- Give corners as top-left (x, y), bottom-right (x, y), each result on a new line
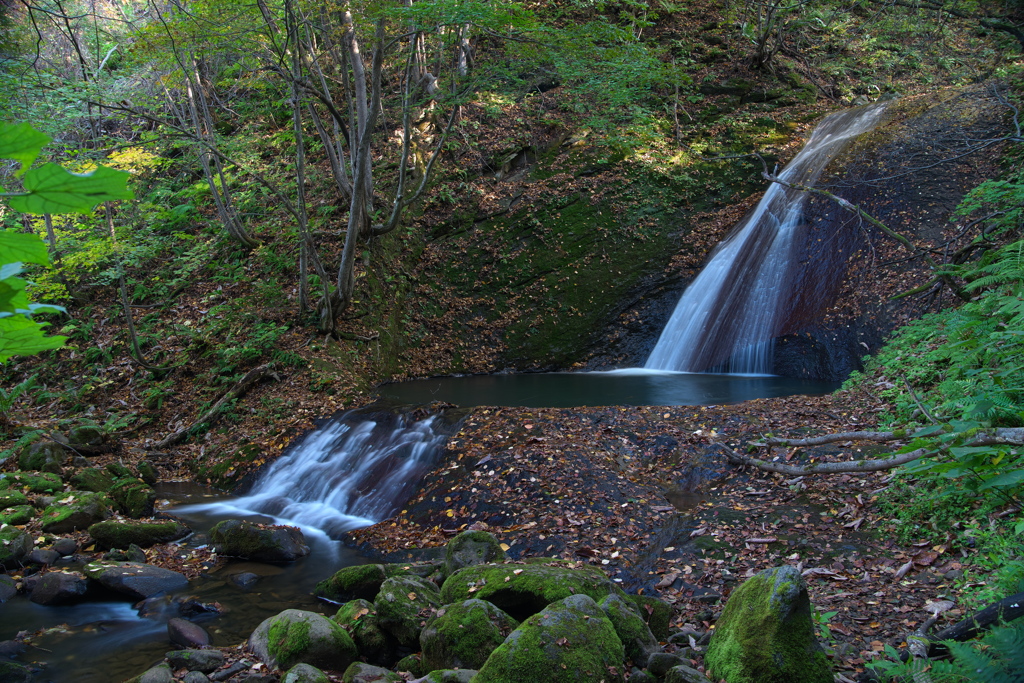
top-left (0, 527), bottom-right (33, 569)
top-left (248, 609), bottom-right (358, 672)
top-left (373, 575), bottom-right (443, 647)
top-left (285, 663), bottom-right (331, 683)
top-left (109, 477), bottom-right (156, 518)
top-left (88, 520), bottom-right (191, 549)
top-left (704, 565), bottom-right (832, 683)
top-left (40, 491), bottom-right (111, 533)
top-left (394, 654), bottom-right (425, 677)
top-left (600, 592), bottom-right (658, 665)
top-left (421, 671), bottom-right (476, 683)
top-left (420, 599), bottom-right (519, 672)
top-left (210, 519), bottom-right (310, 562)
top-left (106, 462), bottom-right (133, 478)
top-left (444, 530), bottom-right (506, 576)
top-left (341, 662), bottom-right (402, 683)
top-left (136, 460), bottom-right (159, 485)
top-left (0, 660), bottom-right (33, 683)
top-left (0, 505), bottom-right (35, 525)
top-left (333, 599), bottom-right (396, 665)
top-left (67, 425), bottom-right (105, 447)
top-left (0, 471), bottom-right (63, 493)
top-left (440, 563), bottom-right (625, 622)
top-left (316, 564), bottom-right (388, 602)
top-left (0, 490), bottom-right (29, 509)
top-left (474, 594), bottom-right (626, 683)
top-left (70, 467), bottom-right (116, 493)
top-left (18, 441), bottom-right (68, 474)
top-left (166, 649), bottom-right (225, 673)
top-left (629, 594), bottom-right (674, 640)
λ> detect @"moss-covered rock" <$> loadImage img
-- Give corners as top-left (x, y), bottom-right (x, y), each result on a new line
top-left (316, 564), bottom-right (388, 602)
top-left (340, 662), bottom-right (402, 683)
top-left (600, 592), bottom-right (658, 665)
top-left (136, 460), bottom-right (159, 485)
top-left (70, 467), bottom-right (115, 492)
top-left (109, 477), bottom-right (156, 518)
top-left (106, 462), bottom-right (132, 478)
top-left (420, 598), bottom-right (518, 672)
top-left (0, 471), bottom-right (63, 493)
top-left (704, 565), bottom-right (832, 683)
top-left (0, 504), bottom-right (35, 525)
top-left (67, 425), bottom-right (105, 447)
top-left (18, 441), bottom-right (68, 474)
top-left (210, 519), bottom-right (310, 562)
top-left (474, 594), bottom-right (626, 683)
top-left (249, 609), bottom-right (357, 672)
top-left (333, 599), bottom-right (396, 665)
top-left (394, 653), bottom-right (424, 677)
top-left (422, 670), bottom-right (476, 683)
top-left (629, 594), bottom-right (674, 641)
top-left (0, 527), bottom-right (33, 569)
top-left (285, 663), bottom-right (331, 683)
top-left (444, 530), bottom-right (506, 576)
top-left (88, 520), bottom-right (190, 549)
top-left (0, 489), bottom-right (29, 509)
top-left (440, 563), bottom-right (625, 622)
top-left (40, 491), bottom-right (111, 533)
top-left (374, 575), bottom-right (443, 647)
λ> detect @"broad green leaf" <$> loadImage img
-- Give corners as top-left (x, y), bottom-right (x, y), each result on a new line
top-left (0, 231), bottom-right (50, 265)
top-left (8, 163), bottom-right (133, 215)
top-left (0, 262), bottom-right (24, 279)
top-left (0, 122), bottom-right (51, 176)
top-left (0, 315), bottom-right (66, 363)
top-left (0, 277), bottom-right (29, 314)
top-left (978, 469), bottom-right (1024, 490)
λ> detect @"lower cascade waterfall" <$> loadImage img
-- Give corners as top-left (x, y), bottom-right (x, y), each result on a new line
top-left (645, 102), bottom-right (889, 374)
top-left (186, 407), bottom-right (451, 538)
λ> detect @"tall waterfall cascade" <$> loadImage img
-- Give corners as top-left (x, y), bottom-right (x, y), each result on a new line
top-left (185, 409), bottom-right (450, 538)
top-left (645, 103), bottom-right (889, 374)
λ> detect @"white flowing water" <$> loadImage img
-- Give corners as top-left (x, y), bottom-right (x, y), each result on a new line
top-left (645, 103), bottom-right (889, 374)
top-left (178, 409), bottom-right (450, 539)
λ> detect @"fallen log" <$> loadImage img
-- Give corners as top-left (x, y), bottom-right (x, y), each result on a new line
top-left (714, 442), bottom-right (930, 476)
top-left (929, 590), bottom-right (1024, 652)
top-left (755, 427), bottom-right (1024, 448)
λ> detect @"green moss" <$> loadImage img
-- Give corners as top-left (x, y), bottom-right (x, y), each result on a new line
top-left (394, 654), bottom-right (424, 677)
top-left (18, 442), bottom-right (67, 473)
top-left (600, 593), bottom-right (656, 665)
top-left (268, 617), bottom-right (313, 669)
top-left (191, 443), bottom-right (264, 489)
top-left (0, 471), bottom-right (63, 493)
top-left (316, 564), bottom-right (387, 602)
top-left (628, 594), bottom-right (673, 641)
top-left (704, 566), bottom-right (832, 683)
top-left (444, 530), bottom-right (505, 575)
top-left (70, 467), bottom-right (115, 492)
top-left (87, 520), bottom-right (189, 549)
top-left (374, 575), bottom-right (443, 646)
top-left (0, 505), bottom-right (35, 525)
top-left (0, 527), bottom-right (32, 568)
top-left (0, 490), bottom-right (29, 509)
top-left (40, 491), bottom-right (111, 533)
top-left (109, 477), bottom-right (155, 518)
top-left (421, 599), bottom-right (519, 671)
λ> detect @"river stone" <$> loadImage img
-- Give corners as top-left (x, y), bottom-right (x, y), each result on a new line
top-left (341, 662), bottom-right (401, 683)
top-left (420, 599), bottom-right (518, 672)
top-left (373, 575), bottom-right (443, 647)
top-left (440, 563), bottom-right (625, 621)
top-left (0, 660), bottom-right (33, 683)
top-left (420, 671), bottom-right (476, 683)
top-left (0, 505), bottom-right (34, 526)
top-left (19, 440), bottom-right (69, 474)
top-left (0, 528), bottom-right (32, 569)
top-left (40, 491), bottom-right (112, 533)
top-left (0, 575), bottom-right (17, 603)
top-left (333, 599), bottom-right (396, 665)
top-left (167, 649), bottom-right (225, 673)
top-left (89, 519), bottom-right (191, 549)
top-left (52, 537), bottom-right (78, 556)
top-left (29, 570), bottom-right (88, 605)
top-left (0, 471), bottom-right (63, 493)
top-left (629, 594), bottom-right (674, 640)
top-left (664, 664), bottom-right (713, 683)
top-left (70, 467), bottom-right (116, 492)
top-left (231, 572), bottom-right (261, 589)
top-left (67, 424), bottom-right (105, 447)
top-left (169, 617), bottom-right (211, 647)
top-left (84, 560), bottom-right (189, 600)
top-left (182, 673), bottom-right (210, 683)
top-left (474, 594), bottom-right (626, 683)
top-left (248, 608), bottom-right (357, 672)
top-left (210, 519), bottom-right (310, 562)
top-left (284, 663), bottom-right (330, 683)
top-left (443, 530), bottom-right (506, 576)
top-left (109, 477), bottom-right (156, 518)
top-left (600, 592), bottom-right (659, 665)
top-left (704, 565), bottom-right (832, 683)
top-left (316, 564), bottom-right (387, 602)
top-left (26, 548), bottom-right (60, 565)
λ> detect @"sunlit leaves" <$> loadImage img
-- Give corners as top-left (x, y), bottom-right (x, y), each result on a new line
top-left (8, 163), bottom-right (133, 215)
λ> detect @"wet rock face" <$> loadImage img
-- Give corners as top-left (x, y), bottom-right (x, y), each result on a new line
top-left (83, 560), bottom-right (189, 600)
top-left (704, 564), bottom-right (832, 683)
top-left (28, 571), bottom-right (89, 606)
top-left (168, 617), bottom-right (212, 648)
top-left (210, 520), bottom-right (310, 563)
top-left (248, 609), bottom-right (357, 672)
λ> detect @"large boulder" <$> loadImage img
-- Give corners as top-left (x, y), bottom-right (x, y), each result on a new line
top-left (0, 471), bottom-right (63, 493)
top-left (317, 565), bottom-right (388, 602)
top-left (0, 528), bottom-right (33, 569)
top-left (440, 563), bottom-right (624, 621)
top-left (83, 560), bottom-right (189, 600)
top-left (248, 609), bottom-right (357, 672)
top-left (19, 441), bottom-right (69, 474)
top-left (474, 594), bottom-right (626, 683)
top-left (374, 575), bottom-right (442, 647)
top-left (600, 593), bottom-right (658, 665)
top-left (420, 599), bottom-right (518, 672)
top-left (333, 599), bottom-right (396, 665)
top-left (70, 467), bottom-right (116, 492)
top-left (210, 519), bottom-right (309, 562)
top-left (109, 477), bottom-right (156, 518)
top-left (166, 649), bottom-right (225, 673)
top-left (88, 520), bottom-right (191, 549)
top-left (704, 565), bottom-right (832, 683)
top-left (40, 491), bottom-right (111, 533)
top-left (444, 531), bottom-right (506, 576)
top-left (29, 571), bottom-right (89, 605)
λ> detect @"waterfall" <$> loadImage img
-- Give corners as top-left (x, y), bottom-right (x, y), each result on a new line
top-left (182, 407), bottom-right (451, 539)
top-left (645, 103), bottom-right (888, 374)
